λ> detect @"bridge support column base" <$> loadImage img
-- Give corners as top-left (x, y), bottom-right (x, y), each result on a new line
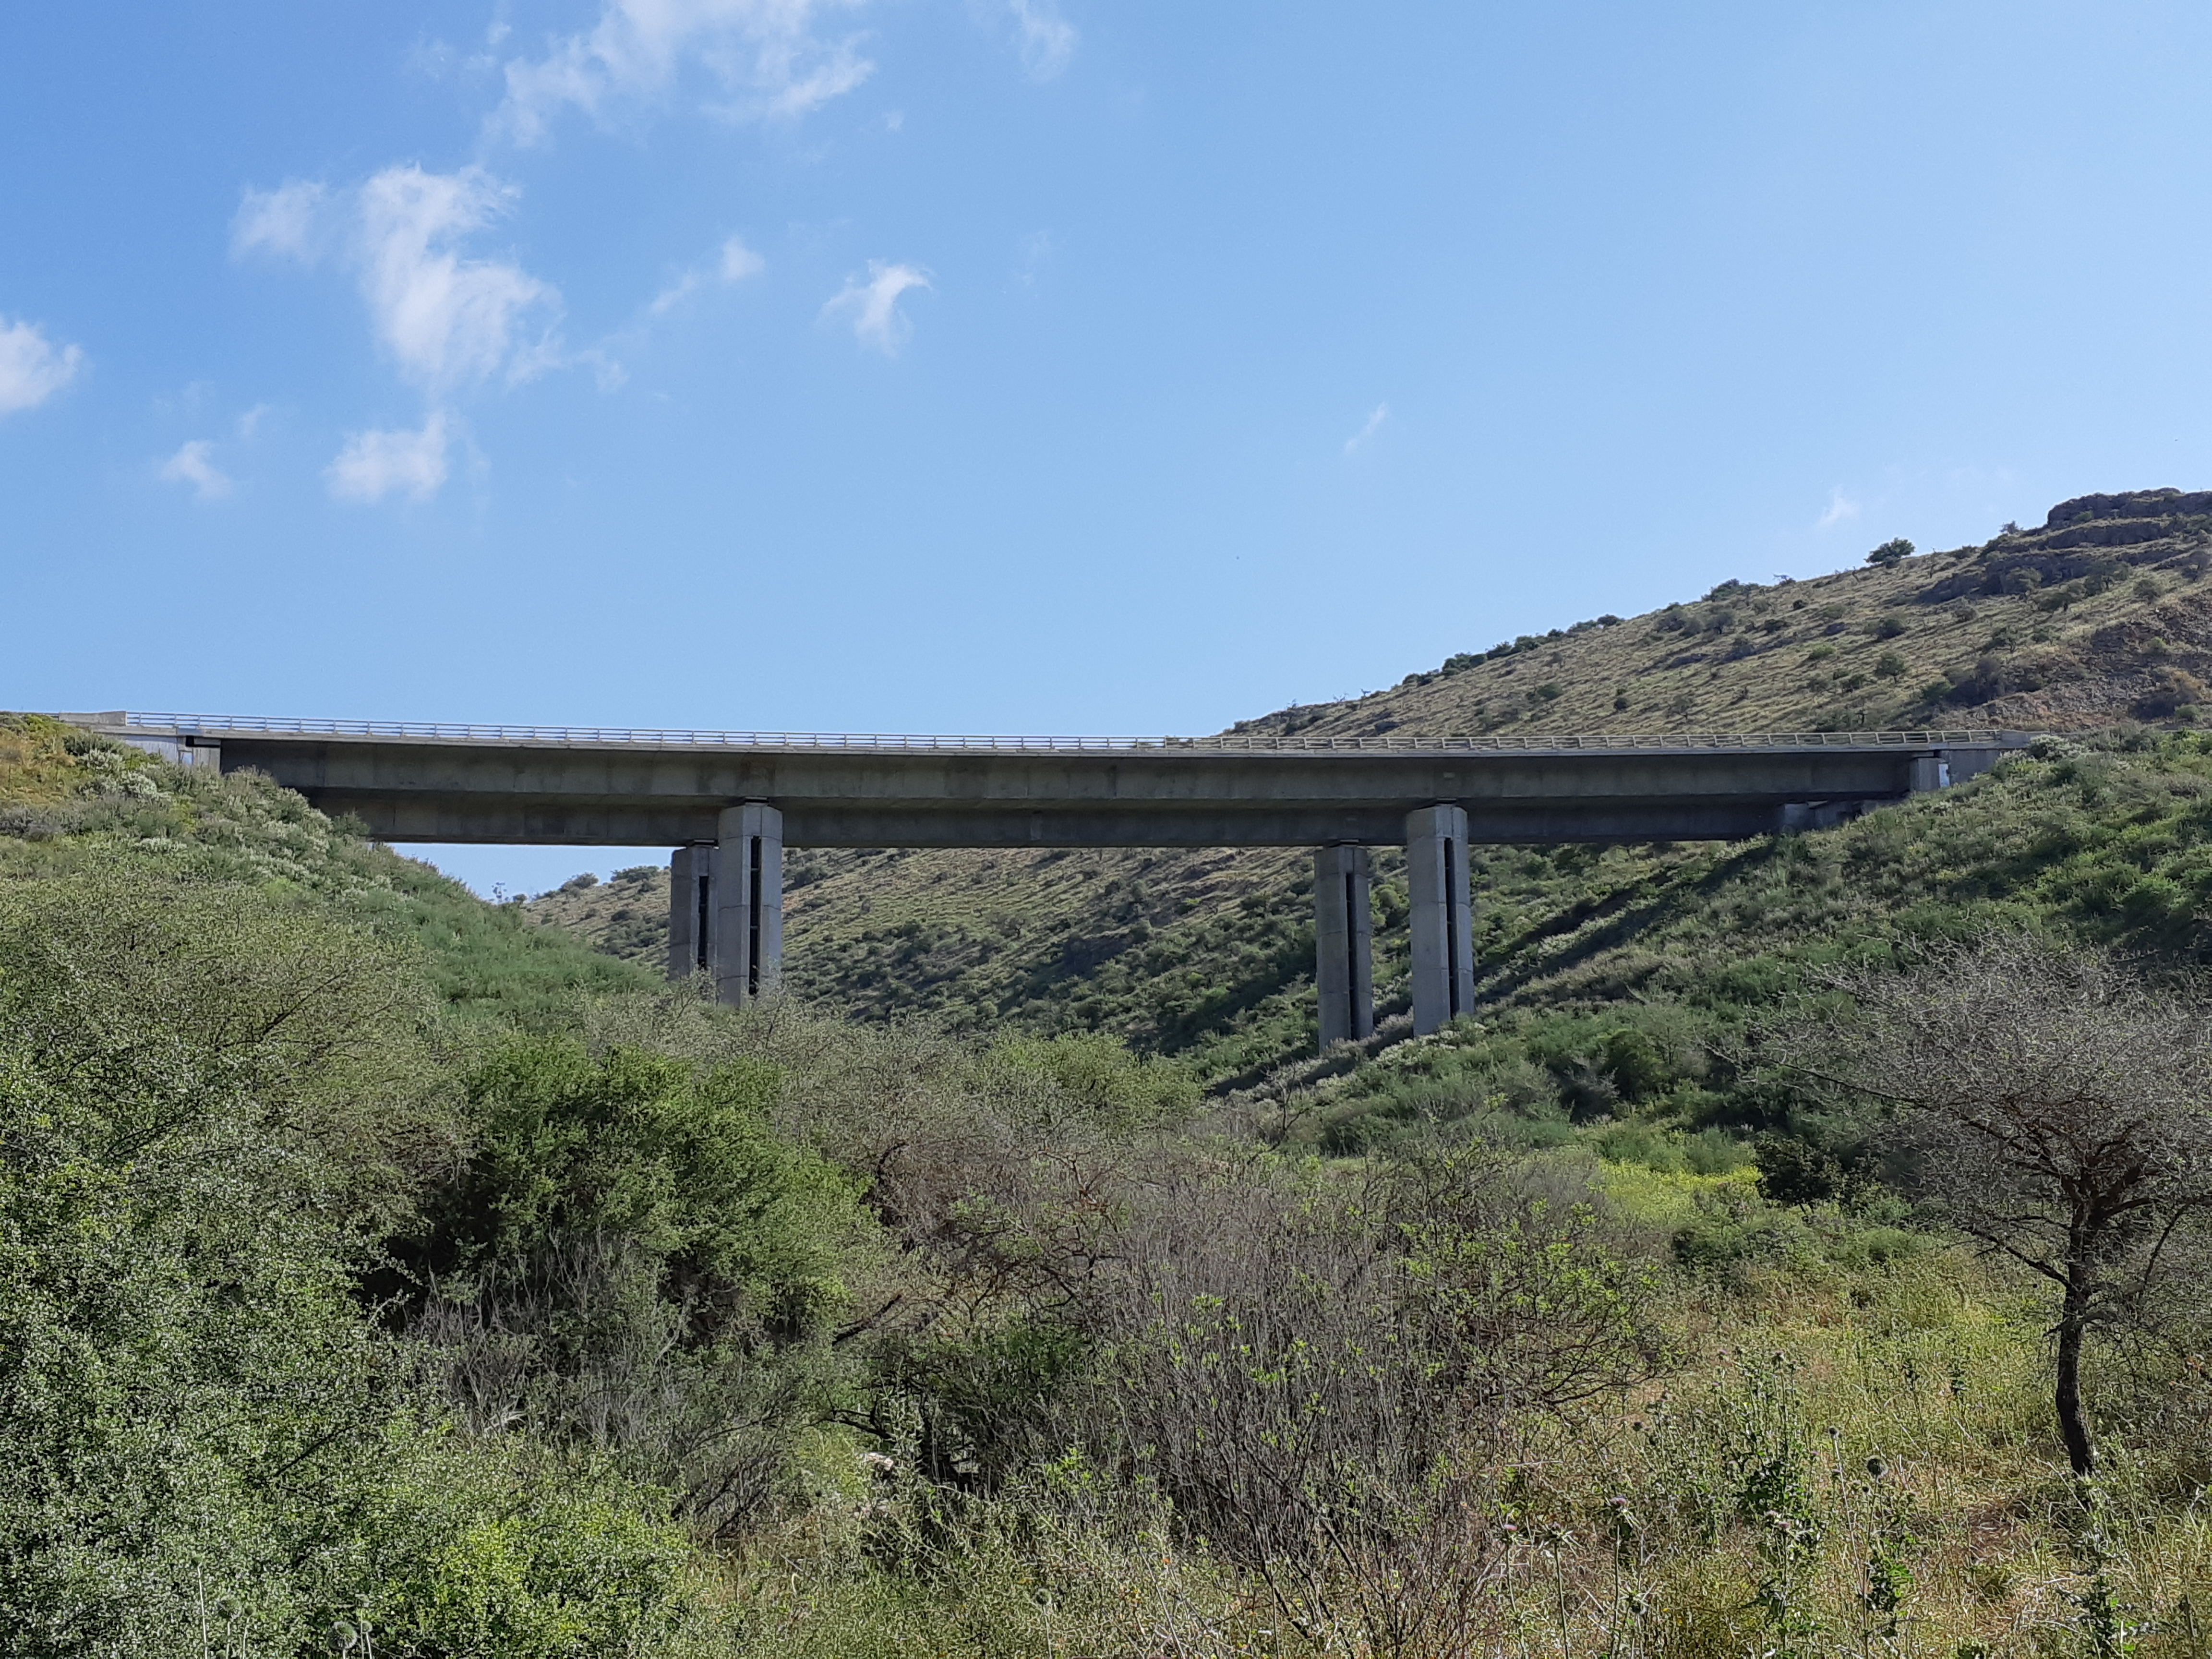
top-left (714, 803), bottom-right (783, 1006)
top-left (1314, 844), bottom-right (1374, 1052)
top-left (1407, 805), bottom-right (1474, 1036)
top-left (1908, 756), bottom-right (1951, 792)
top-left (668, 844), bottom-right (717, 982)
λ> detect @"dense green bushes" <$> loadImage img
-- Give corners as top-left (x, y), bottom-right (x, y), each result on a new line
top-left (0, 868), bottom-right (720, 1655)
top-left (392, 1036), bottom-right (865, 1537)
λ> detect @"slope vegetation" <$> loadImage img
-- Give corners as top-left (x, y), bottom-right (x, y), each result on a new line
top-left (531, 488), bottom-right (2212, 1080)
top-left (11, 700), bottom-right (2212, 1652)
top-left (0, 713), bottom-right (659, 1023)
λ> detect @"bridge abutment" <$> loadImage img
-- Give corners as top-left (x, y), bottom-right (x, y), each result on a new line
top-left (1407, 804), bottom-right (1475, 1035)
top-left (713, 803), bottom-right (783, 1006)
top-left (1313, 844), bottom-right (1375, 1049)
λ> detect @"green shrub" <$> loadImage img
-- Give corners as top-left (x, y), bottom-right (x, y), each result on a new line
top-left (418, 1037), bottom-right (855, 1332)
top-left (981, 1030), bottom-right (1201, 1132)
top-left (0, 865), bottom-right (722, 1654)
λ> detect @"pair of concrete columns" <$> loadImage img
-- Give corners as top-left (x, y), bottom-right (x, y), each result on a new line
top-left (1314, 803), bottom-right (1474, 1050)
top-left (669, 798), bottom-right (1474, 1042)
top-left (668, 803), bottom-right (783, 1005)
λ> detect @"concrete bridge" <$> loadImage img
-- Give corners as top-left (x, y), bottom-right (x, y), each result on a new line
top-left (71, 712), bottom-right (2030, 1049)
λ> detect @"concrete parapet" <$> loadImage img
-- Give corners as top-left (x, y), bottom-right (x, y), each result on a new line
top-left (1407, 804), bottom-right (1474, 1035)
top-left (1313, 844), bottom-right (1375, 1051)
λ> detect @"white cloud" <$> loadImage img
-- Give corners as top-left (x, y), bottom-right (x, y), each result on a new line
top-left (356, 166), bottom-right (558, 392)
top-left (158, 439), bottom-right (233, 499)
top-left (1343, 402), bottom-right (1388, 455)
top-left (326, 412), bottom-right (450, 504)
top-left (1816, 487), bottom-right (1861, 530)
top-left (648, 234), bottom-right (767, 315)
top-left (231, 180), bottom-right (329, 261)
top-left (720, 236), bottom-right (767, 282)
top-left (1003, 0), bottom-right (1076, 79)
top-left (491, 0), bottom-right (875, 144)
top-left (0, 317), bottom-right (84, 416)
top-left (235, 166), bottom-right (560, 395)
top-left (577, 347), bottom-right (629, 392)
top-left (822, 261), bottom-right (929, 353)
top-left (237, 403), bottom-right (271, 440)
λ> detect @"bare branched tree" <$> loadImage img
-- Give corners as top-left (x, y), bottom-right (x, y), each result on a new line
top-left (1774, 935), bottom-right (2212, 1476)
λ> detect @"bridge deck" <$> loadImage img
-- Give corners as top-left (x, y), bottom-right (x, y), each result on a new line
top-left (71, 712), bottom-right (2032, 848)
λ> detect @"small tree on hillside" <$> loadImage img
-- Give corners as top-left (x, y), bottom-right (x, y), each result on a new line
top-left (1777, 936), bottom-right (2212, 1477)
top-left (1865, 538), bottom-right (1915, 566)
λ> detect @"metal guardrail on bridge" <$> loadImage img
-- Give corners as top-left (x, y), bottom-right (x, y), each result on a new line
top-left (95, 711), bottom-right (2024, 756)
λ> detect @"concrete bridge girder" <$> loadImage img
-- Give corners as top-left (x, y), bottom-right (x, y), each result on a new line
top-left (69, 718), bottom-right (2032, 1050)
top-left (204, 739), bottom-right (1960, 814)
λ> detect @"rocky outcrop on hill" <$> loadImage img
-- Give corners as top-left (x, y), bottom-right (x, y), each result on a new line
top-left (2044, 488), bottom-right (2212, 529)
top-left (1917, 491), bottom-right (2212, 606)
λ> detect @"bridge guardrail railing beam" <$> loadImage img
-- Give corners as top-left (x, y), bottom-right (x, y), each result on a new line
top-left (78, 710), bottom-right (2031, 757)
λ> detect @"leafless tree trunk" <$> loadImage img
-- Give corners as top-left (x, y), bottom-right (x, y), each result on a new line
top-left (1771, 934), bottom-right (2212, 1477)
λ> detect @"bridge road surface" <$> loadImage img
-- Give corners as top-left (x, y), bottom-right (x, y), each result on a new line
top-left (70, 712), bottom-right (2032, 1048)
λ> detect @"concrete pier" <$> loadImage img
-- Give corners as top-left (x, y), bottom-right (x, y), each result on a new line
top-left (1407, 805), bottom-right (1474, 1035)
top-left (1313, 844), bottom-right (1375, 1049)
top-left (712, 803), bottom-right (783, 1006)
top-left (667, 844), bottom-right (715, 981)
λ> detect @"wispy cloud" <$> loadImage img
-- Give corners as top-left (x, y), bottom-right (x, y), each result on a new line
top-left (490, 0), bottom-right (875, 144)
top-left (1343, 403), bottom-right (1388, 455)
top-left (1014, 230), bottom-right (1053, 287)
top-left (236, 165), bottom-right (561, 396)
top-left (327, 412), bottom-right (450, 504)
top-left (1000, 0), bottom-right (1077, 79)
top-left (720, 236), bottom-right (768, 283)
top-left (822, 261), bottom-right (930, 353)
top-left (1816, 487), bottom-right (1861, 530)
top-left (648, 235), bottom-right (767, 315)
top-left (0, 316), bottom-right (84, 416)
top-left (355, 167), bottom-right (559, 392)
top-left (232, 180), bottom-right (328, 262)
top-left (158, 439), bottom-right (232, 500)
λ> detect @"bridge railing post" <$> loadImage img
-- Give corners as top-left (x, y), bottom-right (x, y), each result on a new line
top-left (714, 803), bottom-right (783, 1006)
top-left (1313, 844), bottom-right (1375, 1051)
top-left (1407, 804), bottom-right (1474, 1035)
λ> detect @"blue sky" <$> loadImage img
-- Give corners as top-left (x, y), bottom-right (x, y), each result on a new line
top-left (7, 1), bottom-right (2212, 894)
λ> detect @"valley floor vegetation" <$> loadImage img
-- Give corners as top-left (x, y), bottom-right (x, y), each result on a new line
top-left (10, 714), bottom-right (2212, 1657)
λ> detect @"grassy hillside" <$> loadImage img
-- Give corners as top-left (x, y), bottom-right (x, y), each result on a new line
top-left (531, 487), bottom-right (2212, 1079)
top-left (0, 712), bottom-right (660, 1024)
